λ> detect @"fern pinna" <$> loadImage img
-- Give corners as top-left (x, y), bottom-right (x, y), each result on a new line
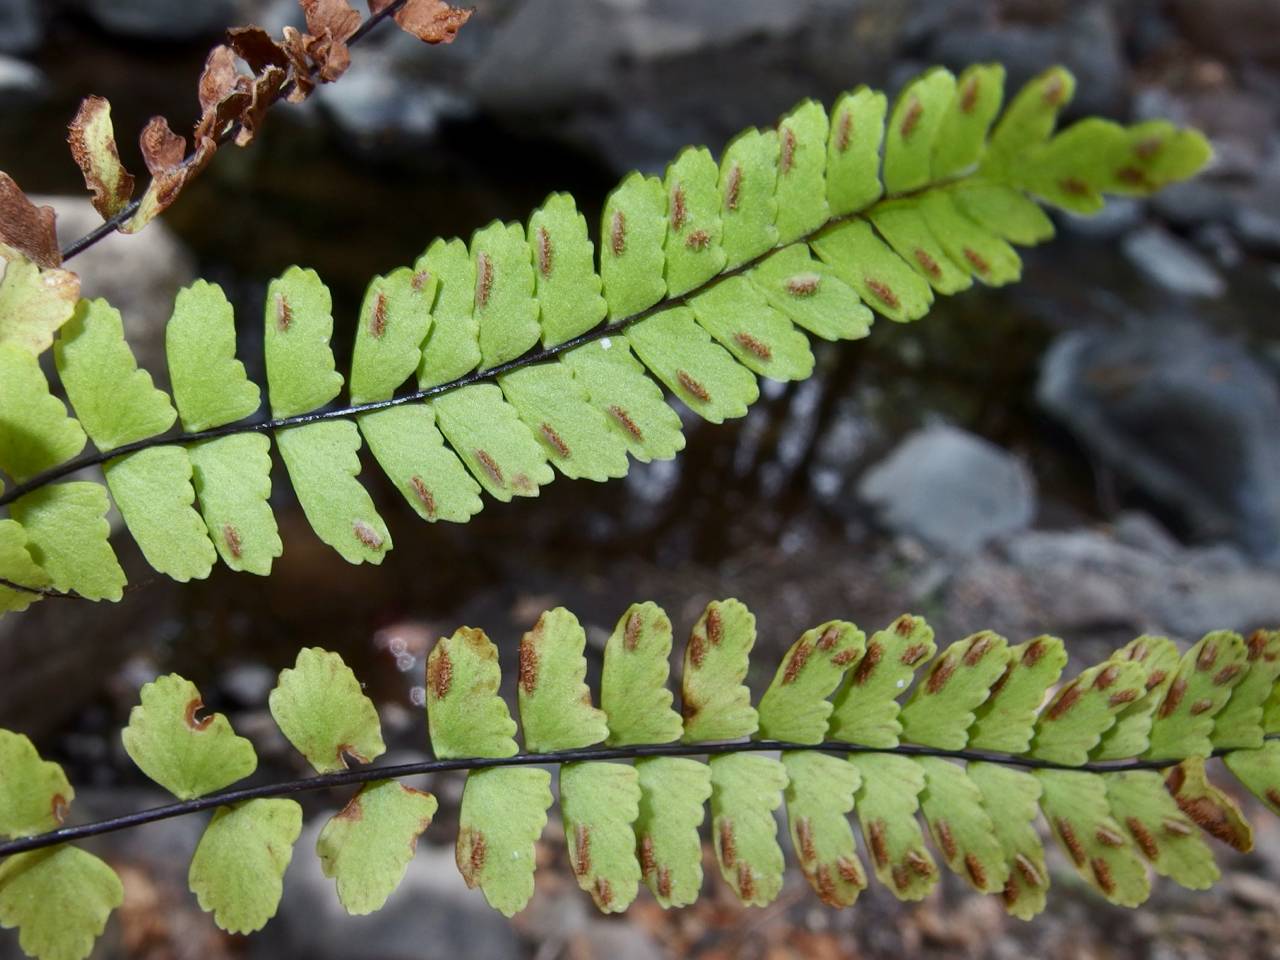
top-left (0, 63), bottom-right (1209, 607)
top-left (2, 601), bottom-right (1278, 959)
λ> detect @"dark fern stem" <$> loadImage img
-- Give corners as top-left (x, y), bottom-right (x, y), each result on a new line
top-left (57, 0), bottom-right (413, 263)
top-left (4, 735), bottom-right (1271, 859)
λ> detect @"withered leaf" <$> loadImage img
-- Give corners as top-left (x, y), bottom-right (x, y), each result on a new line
top-left (139, 117), bottom-right (187, 178)
top-left (369, 0), bottom-right (473, 44)
top-left (227, 26), bottom-right (290, 73)
top-left (124, 136), bottom-right (218, 235)
top-left (235, 66), bottom-right (288, 147)
top-left (195, 45), bottom-right (252, 142)
top-left (67, 96), bottom-right (136, 220)
top-left (301, 0), bottom-right (362, 43)
top-left (0, 174), bottom-right (60, 268)
top-left (279, 27), bottom-right (316, 103)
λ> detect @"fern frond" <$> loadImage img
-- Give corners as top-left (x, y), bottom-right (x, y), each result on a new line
top-left (2, 606), bottom-right (1277, 959)
top-left (0, 63), bottom-right (1211, 606)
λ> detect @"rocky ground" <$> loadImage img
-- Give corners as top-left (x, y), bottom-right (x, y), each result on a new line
top-left (2, 1), bottom-right (1280, 958)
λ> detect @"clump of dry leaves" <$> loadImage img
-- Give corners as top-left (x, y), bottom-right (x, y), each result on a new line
top-left (0, 0), bottom-right (470, 279)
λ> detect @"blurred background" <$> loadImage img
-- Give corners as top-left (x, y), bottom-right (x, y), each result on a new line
top-left (2, 0), bottom-right (1280, 957)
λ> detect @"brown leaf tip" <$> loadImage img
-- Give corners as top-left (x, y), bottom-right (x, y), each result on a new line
top-left (677, 369), bottom-right (711, 403)
top-left (474, 448), bottom-right (504, 487)
top-left (684, 229), bottom-right (711, 251)
top-left (427, 648), bottom-right (452, 701)
top-left (184, 698), bottom-right (214, 732)
top-left (718, 818), bottom-right (737, 867)
top-left (960, 76), bottom-right (980, 113)
top-left (1055, 817), bottom-right (1086, 866)
top-left (623, 611), bottom-right (643, 652)
top-left (670, 184), bottom-right (687, 232)
top-left (913, 248), bottom-right (942, 281)
top-left (222, 524), bottom-right (243, 559)
top-left (796, 816), bottom-right (816, 864)
top-left (638, 834), bottom-right (656, 877)
top-left (724, 163), bottom-right (743, 211)
top-left (925, 653), bottom-right (956, 694)
top-left (51, 794), bottom-right (69, 825)
top-left (962, 247), bottom-right (990, 276)
top-left (410, 475), bottom-right (437, 519)
top-left (608, 404), bottom-right (644, 442)
top-left (536, 225), bottom-right (552, 278)
top-left (370, 291), bottom-right (388, 338)
top-left (353, 520), bottom-right (384, 550)
top-left (865, 277), bottom-right (900, 310)
top-left (868, 818), bottom-right (889, 868)
top-left (518, 629), bottom-right (540, 696)
top-left (610, 210), bottom-right (626, 257)
top-left (540, 423), bottom-right (571, 458)
top-left (836, 108), bottom-right (854, 152)
top-left (900, 96), bottom-right (923, 140)
top-left (780, 125), bottom-right (797, 175)
top-left (734, 331), bottom-right (772, 361)
top-left (934, 819), bottom-right (957, 860)
top-left (964, 853), bottom-right (987, 889)
top-left (573, 823), bottom-right (592, 878)
top-left (706, 604), bottom-right (723, 646)
top-left (852, 640), bottom-right (882, 685)
top-left (1126, 817), bottom-right (1159, 860)
top-left (474, 251), bottom-right (493, 309)
top-left (782, 640), bottom-right (812, 685)
top-left (1090, 857), bottom-right (1115, 896)
top-left (785, 273), bottom-right (821, 297)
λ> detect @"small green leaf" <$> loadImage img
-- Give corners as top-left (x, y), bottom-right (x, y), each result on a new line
top-left (899, 630), bottom-right (1010, 749)
top-left (0, 731), bottom-right (73, 839)
top-left (663, 147), bottom-right (727, 297)
top-left (828, 614), bottom-right (935, 748)
top-left (870, 197), bottom-right (973, 295)
top-left (848, 753), bottom-right (937, 901)
top-left (359, 406), bottom-right (482, 523)
top-left (1224, 741), bottom-right (1280, 816)
top-left (561, 336), bottom-right (686, 464)
top-left (426, 627), bottom-right (518, 759)
top-left (1146, 630), bottom-right (1249, 760)
top-left (560, 761), bottom-right (642, 913)
top-left (517, 607), bottom-right (609, 752)
top-left (757, 620), bottom-right (864, 744)
top-left (825, 86), bottom-right (887, 215)
top-left (949, 181), bottom-right (1054, 246)
top-left (317, 780), bottom-right (438, 915)
top-left (718, 127), bottom-right (779, 268)
top-left (634, 756), bottom-right (710, 908)
top-left (1105, 770), bottom-right (1219, 890)
top-left (0, 344), bottom-right (86, 483)
top-left (774, 99), bottom-right (830, 243)
top-left (916, 757), bottom-right (1007, 894)
top-left (264, 267), bottom-right (343, 419)
top-left (709, 753), bottom-right (788, 906)
top-left (688, 276), bottom-right (814, 382)
top-left (680, 599), bottom-right (758, 743)
top-left (967, 762), bottom-right (1046, 920)
top-left (416, 238), bottom-right (480, 388)
top-left (432, 384), bottom-right (554, 501)
top-left (812, 218), bottom-right (934, 322)
top-left (499, 362), bottom-right (630, 481)
top-left (0, 520), bottom-right (49, 614)
top-left (0, 255), bottom-right (79, 357)
top-left (931, 63), bottom-right (1005, 179)
top-left (782, 750), bottom-right (866, 906)
top-left (55, 299), bottom-right (175, 451)
top-left (629, 306), bottom-right (759, 424)
top-left (276, 421), bottom-right (392, 564)
top-left (104, 445), bottom-right (216, 582)
top-left (528, 192), bottom-right (607, 348)
top-left (189, 434), bottom-right (282, 575)
top-left (189, 798), bottom-right (302, 934)
top-left (166, 280), bottom-right (260, 432)
top-left (349, 267), bottom-right (435, 404)
top-left (1164, 757), bottom-right (1253, 853)
top-left (967, 634), bottom-right (1067, 753)
top-left (0, 846), bottom-right (122, 960)
top-left (600, 602), bottom-right (683, 747)
top-left (983, 66), bottom-right (1076, 177)
top-left (456, 766), bottom-right (552, 917)
top-left (122, 674), bottom-right (257, 800)
top-left (10, 483), bottom-right (125, 601)
top-left (1029, 659), bottom-right (1145, 765)
top-left (1211, 630), bottom-right (1280, 750)
top-left (883, 67), bottom-right (956, 194)
top-left (269, 647), bottom-right (385, 773)
top-left (473, 221), bottom-right (539, 369)
top-left (600, 172), bottom-right (666, 320)
top-left (748, 243), bottom-right (872, 343)
top-left (918, 190), bottom-right (1022, 286)
top-left (1093, 635), bottom-right (1181, 761)
top-left (1036, 769), bottom-right (1150, 907)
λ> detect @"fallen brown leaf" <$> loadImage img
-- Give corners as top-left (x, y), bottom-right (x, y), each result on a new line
top-left (139, 117), bottom-right (187, 177)
top-left (369, 0), bottom-right (472, 44)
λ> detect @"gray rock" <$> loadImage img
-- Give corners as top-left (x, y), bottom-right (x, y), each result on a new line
top-left (39, 195), bottom-right (196, 380)
top-left (76, 0), bottom-right (236, 40)
top-left (0, 53), bottom-right (43, 94)
top-left (0, 0), bottom-right (39, 55)
top-left (1038, 325), bottom-right (1280, 565)
top-left (1122, 225), bottom-right (1226, 298)
top-left (858, 424), bottom-right (1037, 553)
top-left (257, 821), bottom-right (519, 960)
top-left (219, 662), bottom-right (276, 707)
